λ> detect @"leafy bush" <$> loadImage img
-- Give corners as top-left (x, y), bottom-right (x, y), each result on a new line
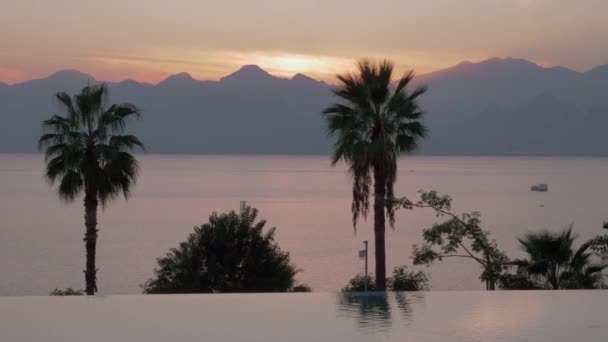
top-left (291, 284), bottom-right (313, 292)
top-left (142, 204), bottom-right (301, 294)
top-left (49, 287), bottom-right (84, 296)
top-left (342, 274), bottom-right (376, 292)
top-left (498, 273), bottom-right (540, 290)
top-left (388, 266), bottom-right (429, 291)
top-left (342, 266), bottom-right (428, 292)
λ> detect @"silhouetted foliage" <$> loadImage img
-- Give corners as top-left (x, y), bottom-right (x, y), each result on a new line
top-left (322, 59), bottom-right (428, 290)
top-left (391, 191), bottom-right (508, 290)
top-left (291, 284), bottom-right (313, 292)
top-left (142, 204), bottom-right (302, 294)
top-left (342, 274), bottom-right (376, 292)
top-left (505, 225), bottom-right (608, 289)
top-left (342, 266), bottom-right (428, 292)
top-left (49, 287), bottom-right (84, 296)
top-left (590, 222), bottom-right (608, 254)
top-left (388, 266), bottom-right (429, 291)
top-left (498, 273), bottom-right (541, 290)
top-left (38, 84), bottom-right (144, 295)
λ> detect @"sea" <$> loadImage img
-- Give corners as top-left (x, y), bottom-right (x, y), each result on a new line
top-left (1, 154), bottom-right (607, 295)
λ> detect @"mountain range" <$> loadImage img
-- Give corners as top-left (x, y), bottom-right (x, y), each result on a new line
top-left (1, 57), bottom-right (607, 155)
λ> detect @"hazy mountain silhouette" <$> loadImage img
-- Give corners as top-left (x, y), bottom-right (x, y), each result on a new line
top-left (1, 57), bottom-right (607, 155)
top-left (415, 58), bottom-right (608, 155)
top-left (157, 72), bottom-right (204, 88)
top-left (417, 58), bottom-right (603, 121)
top-left (427, 93), bottom-right (608, 155)
top-left (220, 65), bottom-right (275, 84)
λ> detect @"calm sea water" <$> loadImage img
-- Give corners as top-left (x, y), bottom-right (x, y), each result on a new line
top-left (1, 154), bottom-right (607, 295)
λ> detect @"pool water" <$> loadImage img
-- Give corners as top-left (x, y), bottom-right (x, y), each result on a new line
top-left (1, 291), bottom-right (606, 341)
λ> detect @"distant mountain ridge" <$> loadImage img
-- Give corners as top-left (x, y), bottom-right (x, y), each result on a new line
top-left (1, 57), bottom-right (607, 155)
top-left (6, 57), bottom-right (605, 86)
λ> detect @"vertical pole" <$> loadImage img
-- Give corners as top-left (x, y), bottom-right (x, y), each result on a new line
top-left (364, 240), bottom-right (369, 292)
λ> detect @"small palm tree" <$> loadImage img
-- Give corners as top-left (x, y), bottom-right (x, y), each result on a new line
top-left (322, 59), bottom-right (427, 290)
top-left (38, 84), bottom-right (144, 295)
top-left (513, 225), bottom-right (607, 289)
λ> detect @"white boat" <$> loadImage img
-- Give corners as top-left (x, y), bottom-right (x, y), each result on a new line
top-left (530, 183), bottom-right (548, 192)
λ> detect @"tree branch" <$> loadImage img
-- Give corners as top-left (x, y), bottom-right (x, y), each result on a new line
top-left (456, 242), bottom-right (487, 266)
top-left (439, 254), bottom-right (478, 259)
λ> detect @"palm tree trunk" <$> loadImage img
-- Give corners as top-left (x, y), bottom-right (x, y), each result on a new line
top-left (83, 189), bottom-right (98, 295)
top-left (373, 166), bottom-right (387, 291)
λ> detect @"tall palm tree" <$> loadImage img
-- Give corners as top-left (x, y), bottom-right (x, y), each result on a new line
top-left (38, 84), bottom-right (144, 295)
top-left (322, 59), bottom-right (427, 290)
top-left (513, 225), bottom-right (607, 289)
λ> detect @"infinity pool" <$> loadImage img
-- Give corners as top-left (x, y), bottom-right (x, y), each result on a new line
top-left (1, 291), bottom-right (606, 341)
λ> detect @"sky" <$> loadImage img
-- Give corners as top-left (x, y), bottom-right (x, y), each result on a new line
top-left (1, 0), bottom-right (607, 84)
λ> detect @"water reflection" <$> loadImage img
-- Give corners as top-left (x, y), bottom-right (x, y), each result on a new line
top-left (337, 292), bottom-right (426, 334)
top-left (338, 292), bottom-right (392, 334)
top-left (395, 292), bottom-right (424, 322)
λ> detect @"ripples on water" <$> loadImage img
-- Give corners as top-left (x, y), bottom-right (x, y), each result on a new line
top-left (337, 292), bottom-right (425, 335)
top-left (335, 291), bottom-right (607, 341)
top-left (3, 292), bottom-right (605, 341)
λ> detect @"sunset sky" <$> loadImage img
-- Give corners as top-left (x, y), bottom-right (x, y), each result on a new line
top-left (1, 0), bottom-right (607, 84)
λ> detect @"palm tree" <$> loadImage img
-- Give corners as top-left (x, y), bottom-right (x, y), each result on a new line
top-left (322, 59), bottom-right (427, 290)
top-left (38, 84), bottom-right (144, 295)
top-left (512, 225), bottom-right (607, 289)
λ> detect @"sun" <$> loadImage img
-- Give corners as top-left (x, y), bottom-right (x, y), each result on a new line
top-left (266, 56), bottom-right (325, 73)
top-left (248, 53), bottom-right (352, 79)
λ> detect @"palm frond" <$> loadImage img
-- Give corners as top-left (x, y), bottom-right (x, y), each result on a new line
top-left (98, 151), bottom-right (140, 206)
top-left (514, 224), bottom-right (608, 289)
top-left (394, 70), bottom-right (414, 94)
top-left (109, 135), bottom-right (145, 152)
top-left (41, 115), bottom-right (73, 135)
top-left (350, 160), bottom-right (371, 228)
top-left (42, 142), bottom-right (66, 161)
top-left (75, 83), bottom-right (107, 132)
top-left (38, 133), bottom-right (65, 152)
top-left (97, 103), bottom-right (141, 136)
top-left (57, 169), bottom-right (84, 202)
top-left (44, 155), bottom-right (68, 185)
top-left (112, 103), bottom-right (141, 119)
top-left (55, 92), bottom-right (79, 125)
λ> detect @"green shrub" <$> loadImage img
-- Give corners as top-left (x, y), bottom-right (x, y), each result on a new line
top-left (49, 287), bottom-right (84, 296)
top-left (142, 204), bottom-right (300, 294)
top-left (291, 284), bottom-right (313, 292)
top-left (342, 274), bottom-right (375, 292)
top-left (342, 266), bottom-right (428, 292)
top-left (388, 266), bottom-right (429, 291)
top-left (498, 273), bottom-right (541, 290)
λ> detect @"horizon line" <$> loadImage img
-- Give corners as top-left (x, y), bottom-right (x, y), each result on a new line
top-left (2, 56), bottom-right (607, 86)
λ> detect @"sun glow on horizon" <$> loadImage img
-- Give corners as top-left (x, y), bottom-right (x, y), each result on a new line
top-left (206, 51), bottom-right (359, 83)
top-left (245, 53), bottom-right (354, 79)
top-left (0, 51), bottom-right (361, 85)
top-left (0, 49), bottom-right (557, 86)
